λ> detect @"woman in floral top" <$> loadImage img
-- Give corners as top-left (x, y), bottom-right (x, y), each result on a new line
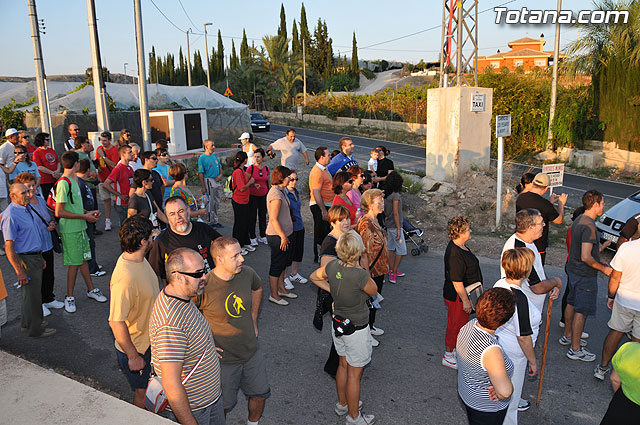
top-left (168, 162), bottom-right (206, 220)
top-left (357, 188), bottom-right (389, 345)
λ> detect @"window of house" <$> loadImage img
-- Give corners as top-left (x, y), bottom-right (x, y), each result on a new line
top-left (513, 59), bottom-right (524, 67)
top-left (534, 58), bottom-right (546, 67)
top-left (491, 61), bottom-right (500, 69)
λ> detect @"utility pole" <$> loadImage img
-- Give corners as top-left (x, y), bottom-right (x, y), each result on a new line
top-left (439, 0), bottom-right (479, 87)
top-left (204, 22), bottom-right (212, 89)
top-left (186, 29), bottom-right (192, 86)
top-left (27, 0), bottom-right (52, 140)
top-left (547, 0), bottom-right (562, 151)
top-left (303, 39), bottom-right (307, 106)
top-left (86, 0), bottom-right (110, 132)
top-left (124, 62), bottom-right (128, 77)
top-left (133, 0), bottom-right (151, 151)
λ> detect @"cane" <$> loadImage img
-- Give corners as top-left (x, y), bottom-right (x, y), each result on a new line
top-left (536, 297), bottom-right (553, 406)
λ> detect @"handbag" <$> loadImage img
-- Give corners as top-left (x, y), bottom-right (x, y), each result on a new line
top-left (144, 350), bottom-right (207, 413)
top-left (332, 314), bottom-right (356, 337)
top-left (29, 205), bottom-right (62, 254)
top-left (465, 282), bottom-right (485, 310)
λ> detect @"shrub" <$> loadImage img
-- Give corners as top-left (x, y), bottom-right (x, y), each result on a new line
top-left (361, 68), bottom-right (375, 80)
top-left (324, 72), bottom-right (359, 91)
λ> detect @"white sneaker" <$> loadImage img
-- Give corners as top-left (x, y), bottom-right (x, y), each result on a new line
top-left (290, 273), bottom-right (308, 284)
top-left (370, 336), bottom-right (380, 347)
top-left (250, 238), bottom-right (259, 247)
top-left (346, 412), bottom-right (376, 425)
top-left (241, 248), bottom-right (249, 256)
top-left (42, 304), bottom-right (51, 317)
top-left (87, 288), bottom-right (107, 303)
top-left (104, 218), bottom-right (112, 231)
top-left (243, 244), bottom-right (256, 252)
top-left (64, 297), bottom-right (76, 313)
top-left (257, 236), bottom-right (268, 244)
top-left (43, 299), bottom-right (65, 309)
top-left (370, 326), bottom-right (384, 336)
top-left (442, 352), bottom-right (457, 369)
top-left (284, 277), bottom-right (294, 290)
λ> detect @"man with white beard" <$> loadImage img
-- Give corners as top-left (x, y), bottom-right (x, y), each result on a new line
top-left (148, 196), bottom-right (221, 286)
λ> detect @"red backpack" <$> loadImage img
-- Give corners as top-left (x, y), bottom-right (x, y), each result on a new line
top-left (46, 176), bottom-right (74, 217)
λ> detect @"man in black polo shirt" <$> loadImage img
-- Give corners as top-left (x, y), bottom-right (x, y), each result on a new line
top-left (515, 172), bottom-right (567, 264)
top-left (148, 196), bottom-right (221, 285)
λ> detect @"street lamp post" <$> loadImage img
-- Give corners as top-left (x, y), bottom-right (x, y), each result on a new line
top-left (204, 22), bottom-right (212, 89)
top-left (124, 62), bottom-right (128, 79)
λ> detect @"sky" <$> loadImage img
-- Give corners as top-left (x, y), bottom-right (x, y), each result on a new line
top-left (1, 0), bottom-right (589, 78)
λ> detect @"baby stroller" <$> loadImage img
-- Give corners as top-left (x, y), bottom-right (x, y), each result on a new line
top-left (403, 217), bottom-right (428, 256)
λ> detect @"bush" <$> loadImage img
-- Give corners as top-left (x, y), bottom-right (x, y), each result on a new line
top-left (0, 96), bottom-right (35, 135)
top-left (324, 73), bottom-right (359, 91)
top-left (361, 68), bottom-right (375, 80)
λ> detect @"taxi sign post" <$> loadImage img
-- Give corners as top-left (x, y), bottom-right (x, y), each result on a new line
top-left (495, 115), bottom-right (511, 227)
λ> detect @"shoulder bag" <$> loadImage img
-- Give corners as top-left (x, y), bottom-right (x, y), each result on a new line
top-left (29, 205), bottom-right (62, 254)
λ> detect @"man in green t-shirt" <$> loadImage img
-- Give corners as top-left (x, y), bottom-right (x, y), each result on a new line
top-left (195, 236), bottom-right (270, 424)
top-left (55, 151), bottom-right (107, 314)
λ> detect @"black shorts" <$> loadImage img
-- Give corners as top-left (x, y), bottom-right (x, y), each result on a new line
top-left (267, 234), bottom-right (292, 277)
top-left (116, 347), bottom-right (151, 390)
top-left (290, 229), bottom-right (305, 263)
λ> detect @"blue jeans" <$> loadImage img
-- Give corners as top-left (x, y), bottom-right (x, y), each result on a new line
top-left (115, 205), bottom-right (128, 226)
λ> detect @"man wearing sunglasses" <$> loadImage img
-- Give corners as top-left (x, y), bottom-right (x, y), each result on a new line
top-left (195, 237), bottom-right (269, 424)
top-left (148, 196), bottom-right (221, 286)
top-left (65, 124), bottom-right (80, 151)
top-left (138, 151), bottom-right (165, 215)
top-left (149, 247), bottom-right (224, 424)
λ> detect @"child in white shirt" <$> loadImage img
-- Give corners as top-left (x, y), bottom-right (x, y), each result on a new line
top-left (367, 148), bottom-right (379, 176)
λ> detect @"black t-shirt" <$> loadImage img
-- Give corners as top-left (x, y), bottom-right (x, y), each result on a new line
top-left (147, 222), bottom-right (221, 280)
top-left (129, 192), bottom-right (157, 220)
top-left (515, 192), bottom-right (559, 252)
top-left (319, 234), bottom-right (338, 258)
top-left (376, 158), bottom-right (394, 189)
top-left (443, 240), bottom-right (483, 302)
top-left (620, 214), bottom-right (640, 240)
top-left (132, 169), bottom-right (164, 212)
top-left (567, 214), bottom-right (600, 277)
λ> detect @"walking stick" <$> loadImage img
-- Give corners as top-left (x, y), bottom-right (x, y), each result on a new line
top-left (536, 298), bottom-right (554, 406)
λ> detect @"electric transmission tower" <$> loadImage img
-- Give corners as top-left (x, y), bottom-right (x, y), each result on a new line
top-left (439, 0), bottom-right (479, 87)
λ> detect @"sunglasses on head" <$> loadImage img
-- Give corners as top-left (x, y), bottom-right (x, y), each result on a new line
top-left (173, 269), bottom-right (206, 278)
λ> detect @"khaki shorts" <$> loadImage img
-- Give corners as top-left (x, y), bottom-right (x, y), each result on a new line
top-left (97, 183), bottom-right (115, 202)
top-left (608, 301), bottom-right (640, 339)
top-left (332, 325), bottom-right (373, 367)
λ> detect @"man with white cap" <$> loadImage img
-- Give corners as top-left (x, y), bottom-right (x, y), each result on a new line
top-left (239, 132), bottom-right (258, 167)
top-left (266, 128), bottom-right (309, 169)
top-left (515, 172), bottom-right (567, 265)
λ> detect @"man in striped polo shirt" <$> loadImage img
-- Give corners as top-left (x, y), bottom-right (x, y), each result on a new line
top-left (149, 247), bottom-right (224, 424)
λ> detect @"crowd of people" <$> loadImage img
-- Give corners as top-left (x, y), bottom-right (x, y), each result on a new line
top-left (0, 124), bottom-right (639, 425)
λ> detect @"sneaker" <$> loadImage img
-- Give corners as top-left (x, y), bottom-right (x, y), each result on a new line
top-left (395, 271), bottom-right (406, 277)
top-left (284, 277), bottom-right (294, 290)
top-left (594, 364), bottom-right (611, 381)
top-left (104, 218), bottom-right (112, 231)
top-left (90, 270), bottom-right (107, 277)
top-left (517, 398), bottom-right (531, 412)
top-left (346, 413), bottom-right (375, 425)
top-left (559, 321), bottom-right (565, 328)
top-left (371, 336), bottom-right (380, 347)
top-left (582, 331), bottom-right (590, 339)
top-left (64, 297), bottom-right (76, 313)
top-left (278, 291), bottom-right (298, 299)
top-left (257, 236), bottom-right (268, 244)
top-left (558, 335), bottom-right (587, 346)
top-left (290, 273), bottom-right (308, 284)
top-left (388, 273), bottom-right (397, 284)
top-left (335, 400), bottom-right (363, 416)
top-left (567, 347), bottom-right (597, 362)
top-left (250, 238), bottom-right (259, 247)
top-left (370, 326), bottom-right (385, 336)
top-left (43, 299), bottom-right (65, 309)
top-left (241, 248), bottom-right (249, 256)
top-left (268, 296), bottom-right (288, 306)
top-left (87, 288), bottom-right (107, 303)
top-left (243, 244), bottom-right (256, 252)
top-left (442, 352), bottom-right (457, 370)
top-left (42, 304), bottom-right (51, 317)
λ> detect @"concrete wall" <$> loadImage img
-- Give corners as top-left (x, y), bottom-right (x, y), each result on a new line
top-left (425, 87), bottom-right (493, 182)
top-left (262, 111), bottom-right (427, 135)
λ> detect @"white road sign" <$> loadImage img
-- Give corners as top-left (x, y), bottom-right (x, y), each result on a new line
top-left (496, 114), bottom-right (511, 138)
top-left (542, 163), bottom-right (565, 188)
top-left (471, 93), bottom-right (486, 112)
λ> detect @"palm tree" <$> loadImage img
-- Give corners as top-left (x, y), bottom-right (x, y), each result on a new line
top-left (259, 35), bottom-right (303, 109)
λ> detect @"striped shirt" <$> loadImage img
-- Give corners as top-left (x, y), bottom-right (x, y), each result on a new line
top-left (456, 319), bottom-right (514, 412)
top-left (500, 234), bottom-right (547, 313)
top-left (149, 290), bottom-right (222, 410)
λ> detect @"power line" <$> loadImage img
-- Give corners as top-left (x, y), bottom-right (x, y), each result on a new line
top-left (147, 0), bottom-right (188, 33)
top-left (177, 0), bottom-right (198, 29)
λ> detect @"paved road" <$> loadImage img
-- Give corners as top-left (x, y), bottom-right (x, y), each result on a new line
top-left (264, 124), bottom-right (639, 208)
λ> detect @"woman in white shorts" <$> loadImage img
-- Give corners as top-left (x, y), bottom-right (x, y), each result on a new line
top-left (383, 171), bottom-right (406, 284)
top-left (311, 230), bottom-right (378, 425)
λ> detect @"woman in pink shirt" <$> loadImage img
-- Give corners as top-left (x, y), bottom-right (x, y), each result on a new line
top-left (346, 165), bottom-right (365, 222)
top-left (331, 171), bottom-right (358, 226)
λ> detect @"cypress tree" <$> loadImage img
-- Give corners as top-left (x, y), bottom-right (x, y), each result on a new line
top-left (230, 40), bottom-right (239, 69)
top-left (277, 3), bottom-right (287, 51)
top-left (292, 20), bottom-right (300, 54)
top-left (351, 32), bottom-right (359, 75)
top-left (299, 3), bottom-right (310, 53)
top-left (240, 29), bottom-right (250, 65)
top-left (149, 46), bottom-right (157, 83)
top-left (216, 30), bottom-right (225, 81)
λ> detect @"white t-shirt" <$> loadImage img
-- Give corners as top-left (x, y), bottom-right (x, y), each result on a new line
top-left (501, 233), bottom-right (547, 313)
top-left (243, 143), bottom-right (257, 166)
top-left (271, 137), bottom-right (307, 169)
top-left (368, 157), bottom-right (378, 172)
top-left (611, 239), bottom-right (640, 311)
top-left (494, 278), bottom-right (541, 357)
top-left (129, 158), bottom-right (143, 171)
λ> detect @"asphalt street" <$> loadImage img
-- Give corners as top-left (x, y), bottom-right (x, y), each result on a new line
top-left (263, 124), bottom-right (639, 209)
top-left (0, 216), bottom-right (619, 425)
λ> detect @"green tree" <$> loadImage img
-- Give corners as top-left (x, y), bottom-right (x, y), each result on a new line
top-left (192, 50), bottom-right (206, 86)
top-left (240, 29), bottom-right (250, 65)
top-left (311, 19), bottom-right (333, 78)
top-left (84, 66), bottom-right (110, 85)
top-left (230, 40), bottom-right (239, 70)
top-left (259, 35), bottom-right (302, 108)
top-left (299, 3), bottom-right (311, 53)
top-left (292, 20), bottom-right (300, 53)
top-left (351, 32), bottom-right (359, 75)
top-left (277, 3), bottom-right (287, 51)
top-left (216, 30), bottom-right (225, 82)
top-left (148, 46), bottom-right (157, 83)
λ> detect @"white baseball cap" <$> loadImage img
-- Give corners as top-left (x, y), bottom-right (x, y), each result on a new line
top-left (5, 128), bottom-right (18, 137)
top-left (238, 132), bottom-right (251, 140)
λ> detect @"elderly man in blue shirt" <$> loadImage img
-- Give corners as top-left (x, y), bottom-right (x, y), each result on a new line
top-left (1, 183), bottom-right (56, 337)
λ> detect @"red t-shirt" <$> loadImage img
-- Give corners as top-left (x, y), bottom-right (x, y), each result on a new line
top-left (107, 162), bottom-right (134, 206)
top-left (247, 164), bottom-right (269, 197)
top-left (95, 145), bottom-right (120, 182)
top-left (232, 168), bottom-right (250, 204)
top-left (332, 195), bottom-right (358, 225)
top-left (32, 148), bottom-right (59, 184)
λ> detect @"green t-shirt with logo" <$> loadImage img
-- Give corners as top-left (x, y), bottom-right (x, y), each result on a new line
top-left (326, 259), bottom-right (370, 327)
top-left (612, 342), bottom-right (640, 405)
top-left (56, 177), bottom-right (87, 234)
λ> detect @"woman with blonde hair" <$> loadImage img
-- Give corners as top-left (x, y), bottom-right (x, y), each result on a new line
top-left (357, 188), bottom-right (388, 346)
top-left (310, 231), bottom-right (378, 425)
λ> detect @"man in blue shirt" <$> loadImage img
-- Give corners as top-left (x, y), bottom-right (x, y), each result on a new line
top-left (198, 139), bottom-right (223, 227)
top-left (327, 137), bottom-right (358, 175)
top-left (1, 183), bottom-right (56, 337)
